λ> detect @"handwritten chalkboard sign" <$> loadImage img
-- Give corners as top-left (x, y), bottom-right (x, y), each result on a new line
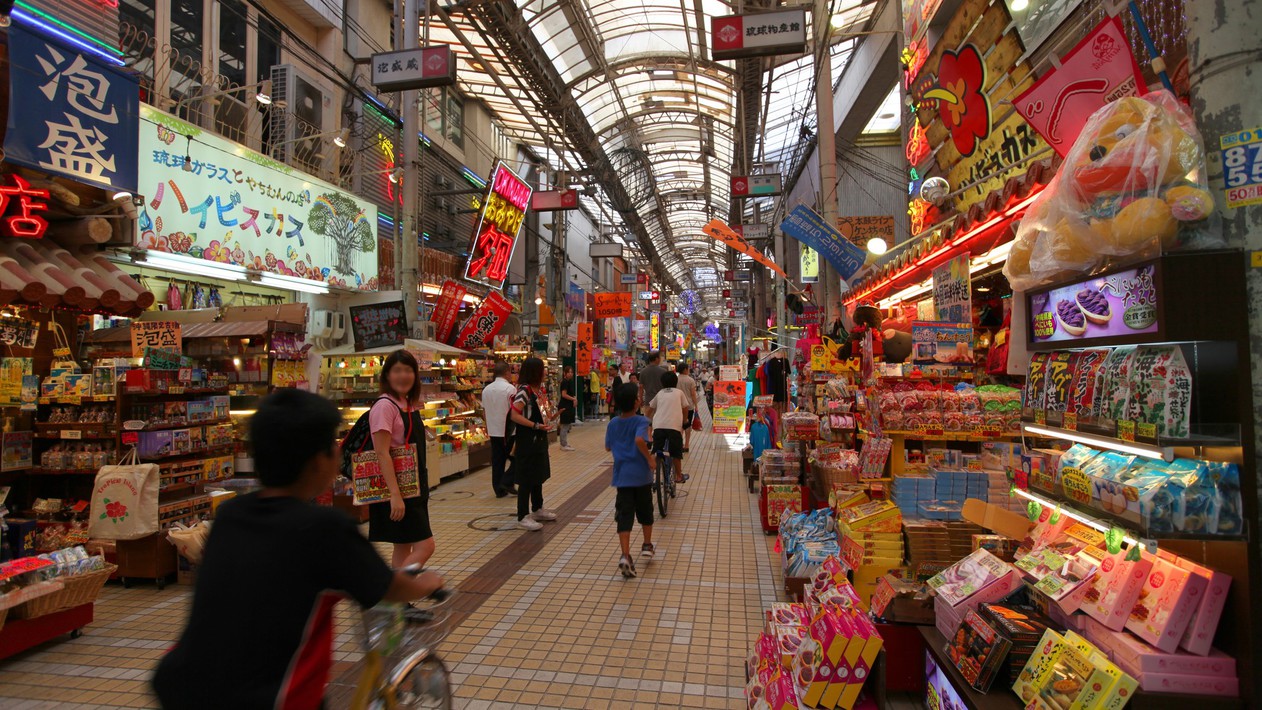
top-left (349, 301), bottom-right (408, 351)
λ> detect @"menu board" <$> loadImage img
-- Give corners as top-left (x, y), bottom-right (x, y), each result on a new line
top-left (349, 301), bottom-right (408, 351)
top-left (1028, 263), bottom-right (1159, 344)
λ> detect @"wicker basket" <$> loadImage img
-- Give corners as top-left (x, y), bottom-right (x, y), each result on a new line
top-left (11, 564), bottom-right (117, 620)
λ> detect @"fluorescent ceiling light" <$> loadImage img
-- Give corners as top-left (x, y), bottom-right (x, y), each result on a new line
top-left (1012, 488), bottom-right (1139, 546)
top-left (258, 273), bottom-right (330, 294)
top-left (139, 251), bottom-right (246, 280)
top-left (1021, 423), bottom-right (1173, 461)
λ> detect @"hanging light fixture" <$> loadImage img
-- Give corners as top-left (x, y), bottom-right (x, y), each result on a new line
top-left (867, 237), bottom-right (888, 255)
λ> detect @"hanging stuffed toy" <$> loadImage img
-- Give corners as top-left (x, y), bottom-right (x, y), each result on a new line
top-left (840, 303), bottom-right (884, 360)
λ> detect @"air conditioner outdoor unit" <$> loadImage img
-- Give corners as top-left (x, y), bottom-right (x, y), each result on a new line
top-left (435, 197), bottom-right (449, 210)
top-left (330, 311), bottom-right (346, 340)
top-left (310, 309), bottom-right (335, 339)
top-left (414, 321), bottom-right (436, 340)
top-left (435, 175), bottom-right (452, 189)
top-left (445, 204), bottom-right (458, 216)
top-left (270, 64), bottom-right (332, 172)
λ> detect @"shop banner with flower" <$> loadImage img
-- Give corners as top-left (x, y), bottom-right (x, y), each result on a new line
top-left (135, 104), bottom-right (378, 290)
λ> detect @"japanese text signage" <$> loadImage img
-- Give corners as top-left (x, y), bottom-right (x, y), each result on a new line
top-left (711, 9), bottom-right (807, 61)
top-left (638, 291), bottom-right (659, 301)
top-left (931, 254), bottom-right (971, 323)
top-left (650, 314), bottom-right (660, 351)
top-left (430, 280), bottom-right (467, 343)
top-left (530, 189), bottom-right (579, 211)
top-left (349, 301), bottom-right (408, 350)
top-left (910, 322), bottom-right (973, 367)
top-left (800, 246), bottom-right (819, 283)
top-left (779, 205), bottom-right (867, 281)
top-left (836, 215), bottom-right (895, 247)
top-left (452, 289), bottom-right (513, 349)
top-left (702, 220), bottom-right (788, 278)
top-left (464, 162), bottom-right (531, 290)
top-left (619, 273), bottom-right (639, 284)
top-left (1220, 126), bottom-right (1262, 209)
top-left (0, 175), bottom-right (51, 239)
top-left (712, 381), bottom-right (748, 434)
top-left (1028, 263), bottom-right (1159, 343)
top-left (576, 322), bottom-right (593, 376)
top-left (0, 320), bottom-right (39, 349)
top-left (370, 45), bottom-right (456, 92)
top-left (130, 321), bottom-right (181, 358)
top-left (730, 174), bottom-right (782, 197)
top-left (593, 292), bottom-right (632, 319)
top-left (5, 24), bottom-right (139, 193)
top-left (137, 105), bottom-right (379, 290)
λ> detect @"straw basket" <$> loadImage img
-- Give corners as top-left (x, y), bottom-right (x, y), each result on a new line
top-left (12, 564), bottom-right (117, 620)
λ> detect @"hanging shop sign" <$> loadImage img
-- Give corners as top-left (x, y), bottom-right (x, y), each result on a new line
top-left (907, 0), bottom-right (1048, 213)
top-left (350, 301), bottom-right (408, 351)
top-left (730, 174), bottom-right (782, 197)
top-left (619, 273), bottom-right (639, 284)
top-left (632, 319), bottom-right (650, 347)
top-left (452, 289), bottom-right (513, 350)
top-left (712, 381), bottom-right (748, 434)
top-left (137, 105), bottom-right (378, 289)
top-left (430, 279), bottom-right (467, 343)
top-left (530, 189), bottom-right (579, 211)
top-left (711, 9), bottom-right (807, 61)
top-left (565, 281), bottom-right (585, 312)
top-left (1220, 126), bottom-right (1262, 209)
top-left (650, 313), bottom-right (660, 351)
top-left (0, 175), bottom-right (51, 239)
top-left (902, 0), bottom-right (945, 43)
top-left (593, 291), bottom-right (632, 319)
top-left (1015, 17), bottom-right (1144, 158)
top-left (0, 320), bottom-right (40, 349)
top-left (464, 162), bottom-right (531, 290)
top-left (1028, 262), bottom-right (1159, 344)
top-left (5, 23), bottom-right (138, 193)
top-left (638, 290), bottom-right (660, 301)
top-left (738, 223), bottom-right (770, 240)
top-left (779, 206), bottom-right (867, 281)
top-left (911, 322), bottom-right (974, 368)
top-left (723, 269), bottom-right (753, 282)
top-left (931, 254), bottom-right (971, 323)
top-left (800, 246), bottom-right (819, 284)
top-left (836, 215), bottom-right (895, 248)
top-left (1004, 0), bottom-right (1085, 53)
top-left (702, 220), bottom-right (788, 278)
top-left (588, 242), bottom-right (624, 258)
top-left (129, 321), bottom-right (181, 358)
top-left (370, 46), bottom-right (456, 92)
top-left (576, 322), bottom-right (593, 376)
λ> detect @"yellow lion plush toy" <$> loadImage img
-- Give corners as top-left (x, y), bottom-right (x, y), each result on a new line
top-left (1005, 91), bottom-right (1217, 291)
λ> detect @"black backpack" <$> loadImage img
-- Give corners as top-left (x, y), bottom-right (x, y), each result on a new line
top-left (340, 396), bottom-right (403, 477)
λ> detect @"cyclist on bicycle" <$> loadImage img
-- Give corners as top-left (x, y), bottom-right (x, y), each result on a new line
top-left (605, 383), bottom-right (656, 578)
top-left (153, 389), bottom-right (443, 710)
top-left (646, 371), bottom-right (689, 484)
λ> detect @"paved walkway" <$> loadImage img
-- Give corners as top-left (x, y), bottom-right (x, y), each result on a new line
top-left (0, 419), bottom-right (785, 709)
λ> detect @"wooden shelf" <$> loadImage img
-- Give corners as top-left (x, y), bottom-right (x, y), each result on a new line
top-left (139, 444), bottom-right (236, 463)
top-left (139, 417), bottom-right (232, 432)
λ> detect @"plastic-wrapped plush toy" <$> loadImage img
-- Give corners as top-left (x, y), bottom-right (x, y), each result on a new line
top-left (1005, 91), bottom-right (1220, 291)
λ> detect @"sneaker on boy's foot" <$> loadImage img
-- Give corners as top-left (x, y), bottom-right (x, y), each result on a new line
top-left (640, 543), bottom-right (656, 559)
top-left (619, 555), bottom-right (637, 578)
top-left (531, 509), bottom-right (558, 521)
top-left (561, 445), bottom-right (576, 451)
top-left (517, 517), bottom-right (543, 531)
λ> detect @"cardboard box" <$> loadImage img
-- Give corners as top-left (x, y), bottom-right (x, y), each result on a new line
top-left (1125, 553), bottom-right (1209, 652)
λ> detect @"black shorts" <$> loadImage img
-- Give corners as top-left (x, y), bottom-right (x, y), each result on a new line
top-left (652, 429), bottom-right (683, 459)
top-left (615, 485), bottom-right (653, 532)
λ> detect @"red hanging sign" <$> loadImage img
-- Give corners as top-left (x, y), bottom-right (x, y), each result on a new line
top-left (451, 289), bottom-right (513, 350)
top-left (430, 279), bottom-right (466, 343)
top-left (0, 174), bottom-right (50, 239)
top-left (576, 322), bottom-right (593, 376)
top-left (464, 162), bottom-right (531, 290)
top-left (593, 291), bottom-right (632, 318)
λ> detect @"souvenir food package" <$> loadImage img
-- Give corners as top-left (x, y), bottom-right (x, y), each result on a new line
top-left (768, 603), bottom-right (811, 629)
top-left (1127, 346), bottom-right (1193, 439)
top-left (760, 668), bottom-right (799, 710)
top-left (1125, 552), bottom-right (1209, 652)
top-left (1043, 351), bottom-right (1080, 419)
top-left (1155, 552), bottom-right (1230, 656)
top-left (946, 608), bottom-right (1013, 692)
top-left (1094, 614), bottom-right (1237, 678)
top-left (978, 603), bottom-right (1053, 681)
top-left (1056, 444), bottom-right (1103, 501)
top-left (1207, 461), bottom-right (1243, 535)
top-left (1080, 546), bottom-right (1153, 631)
top-left (1067, 349), bottom-right (1110, 422)
top-left (775, 624), bottom-right (808, 670)
top-left (1015, 524), bottom-right (1104, 610)
top-left (1075, 450), bottom-right (1136, 510)
top-left (928, 549), bottom-right (1022, 610)
top-left (1004, 92), bottom-right (1220, 291)
top-left (745, 661), bottom-right (775, 710)
top-left (1024, 353), bottom-right (1051, 417)
top-left (1014, 629), bottom-right (1120, 710)
top-left (1096, 346), bottom-right (1137, 423)
top-left (1061, 632), bottom-right (1139, 710)
top-left (836, 499), bottom-right (902, 534)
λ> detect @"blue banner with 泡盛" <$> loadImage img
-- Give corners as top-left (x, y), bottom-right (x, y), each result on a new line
top-left (779, 205), bottom-right (867, 281)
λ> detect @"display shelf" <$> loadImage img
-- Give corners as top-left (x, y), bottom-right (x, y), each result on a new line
top-left (29, 467), bottom-right (98, 476)
top-left (921, 626), bottom-right (1020, 710)
top-left (864, 429), bottom-right (1021, 443)
top-left (32, 430), bottom-right (116, 440)
top-left (1020, 422), bottom-right (1240, 462)
top-left (123, 385), bottom-right (230, 397)
top-left (1011, 486), bottom-right (1248, 543)
top-left (138, 417), bottom-right (231, 432)
top-left (0, 603), bottom-right (93, 661)
top-left (37, 395), bottom-right (115, 405)
top-left (137, 444), bottom-right (236, 463)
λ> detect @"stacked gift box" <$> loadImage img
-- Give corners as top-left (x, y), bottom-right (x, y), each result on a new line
top-left (836, 500), bottom-right (905, 607)
top-left (891, 473), bottom-right (934, 520)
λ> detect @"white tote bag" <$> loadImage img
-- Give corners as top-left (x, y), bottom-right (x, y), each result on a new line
top-left (89, 448), bottom-right (160, 540)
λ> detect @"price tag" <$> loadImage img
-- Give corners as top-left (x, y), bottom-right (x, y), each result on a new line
top-left (58, 396), bottom-right (82, 405)
top-left (1137, 422), bottom-right (1157, 439)
top-left (178, 368), bottom-right (193, 383)
top-left (121, 432), bottom-right (139, 446)
top-left (1063, 412), bottom-right (1078, 431)
top-left (60, 430), bottom-right (82, 440)
top-left (93, 395), bottom-right (113, 402)
top-left (71, 501), bottom-right (89, 513)
top-left (980, 428), bottom-right (1002, 439)
top-left (917, 424), bottom-right (945, 437)
top-left (1117, 420), bottom-right (1136, 442)
top-left (1034, 410), bottom-right (1047, 425)
top-left (168, 386), bottom-right (185, 395)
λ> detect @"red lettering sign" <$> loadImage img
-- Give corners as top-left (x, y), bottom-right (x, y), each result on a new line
top-left (430, 279), bottom-right (467, 343)
top-left (464, 162), bottom-right (532, 289)
top-left (0, 174), bottom-right (50, 239)
top-left (452, 289), bottom-right (513, 350)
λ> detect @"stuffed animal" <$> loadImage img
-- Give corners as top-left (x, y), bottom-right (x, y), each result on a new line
top-left (1005, 91), bottom-right (1218, 291)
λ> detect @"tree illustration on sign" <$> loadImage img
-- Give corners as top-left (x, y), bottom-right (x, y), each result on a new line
top-left (308, 193), bottom-right (373, 276)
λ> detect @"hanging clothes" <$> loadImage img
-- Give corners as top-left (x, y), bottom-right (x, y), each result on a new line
top-left (765, 356), bottom-right (788, 403)
top-left (750, 418), bottom-right (772, 459)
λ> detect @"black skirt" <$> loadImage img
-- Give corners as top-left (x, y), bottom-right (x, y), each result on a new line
top-left (513, 432), bottom-right (552, 486)
top-left (367, 495), bottom-right (432, 543)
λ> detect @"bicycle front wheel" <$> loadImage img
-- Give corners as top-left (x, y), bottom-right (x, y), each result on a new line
top-left (384, 653), bottom-right (452, 709)
top-left (656, 462), bottom-right (669, 518)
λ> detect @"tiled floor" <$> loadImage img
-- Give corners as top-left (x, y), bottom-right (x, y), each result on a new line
top-left (0, 420), bottom-right (791, 709)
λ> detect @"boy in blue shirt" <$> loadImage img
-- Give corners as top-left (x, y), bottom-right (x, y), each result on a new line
top-left (604, 382), bottom-right (656, 578)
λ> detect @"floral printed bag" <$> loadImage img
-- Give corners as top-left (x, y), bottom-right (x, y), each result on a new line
top-left (88, 447), bottom-right (160, 540)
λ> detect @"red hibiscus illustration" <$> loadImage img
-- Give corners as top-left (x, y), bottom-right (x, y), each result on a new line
top-left (925, 45), bottom-right (992, 157)
top-left (101, 498), bottom-right (128, 521)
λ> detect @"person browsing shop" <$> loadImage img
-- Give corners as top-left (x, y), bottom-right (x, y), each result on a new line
top-left (482, 360), bottom-right (518, 498)
top-left (152, 389), bottom-right (443, 710)
top-left (509, 357), bottom-right (559, 531)
top-left (558, 364), bottom-right (578, 451)
top-left (368, 349), bottom-right (435, 569)
top-left (647, 370), bottom-right (689, 484)
top-left (605, 382), bottom-right (655, 578)
top-left (676, 362), bottom-right (698, 452)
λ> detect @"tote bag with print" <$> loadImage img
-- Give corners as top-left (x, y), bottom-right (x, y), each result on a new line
top-left (89, 448), bottom-right (160, 540)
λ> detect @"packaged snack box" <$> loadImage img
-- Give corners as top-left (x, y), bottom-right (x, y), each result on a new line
top-left (928, 549), bottom-right (1022, 609)
top-left (1067, 349), bottom-right (1110, 422)
top-left (1125, 552), bottom-right (1209, 652)
top-left (836, 499), bottom-right (902, 533)
top-left (838, 612), bottom-right (883, 709)
top-left (745, 661), bottom-right (775, 710)
top-left (1062, 631), bottom-right (1138, 710)
top-left (1155, 551), bottom-right (1230, 656)
top-left (768, 603), bottom-right (811, 628)
top-left (762, 669), bottom-right (799, 710)
top-left (1127, 345), bottom-right (1193, 439)
top-left (1026, 640), bottom-right (1116, 710)
top-left (1080, 545), bottom-right (1153, 631)
top-left (1024, 353), bottom-right (1050, 418)
top-left (1125, 670), bottom-right (1239, 696)
top-left (1022, 448), bottom-right (1065, 494)
top-left (1044, 351), bottom-right (1079, 421)
top-left (1013, 629), bottom-right (1068, 705)
top-left (1102, 619), bottom-right (1237, 677)
top-left (1097, 346), bottom-right (1137, 424)
top-left (792, 633), bottom-right (841, 708)
top-left (946, 608), bottom-right (1012, 692)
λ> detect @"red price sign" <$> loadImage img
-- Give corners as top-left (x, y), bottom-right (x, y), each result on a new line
top-left (122, 432), bottom-right (139, 446)
top-left (1063, 412), bottom-right (1078, 431)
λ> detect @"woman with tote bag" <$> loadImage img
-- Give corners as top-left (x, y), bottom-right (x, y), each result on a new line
top-left (367, 349), bottom-right (434, 568)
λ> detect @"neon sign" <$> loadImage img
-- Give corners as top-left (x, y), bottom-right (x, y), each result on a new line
top-left (463, 162), bottom-right (531, 290)
top-left (0, 174), bottom-right (50, 239)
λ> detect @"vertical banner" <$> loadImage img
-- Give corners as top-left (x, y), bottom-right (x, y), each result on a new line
top-left (800, 246), bottom-right (819, 283)
top-left (779, 206), bottom-right (867, 281)
top-left (632, 319), bottom-right (650, 347)
top-left (712, 381), bottom-right (748, 434)
top-left (576, 322), bottom-right (593, 376)
top-left (650, 313), bottom-right (661, 351)
top-left (464, 162), bottom-right (532, 290)
top-left (932, 254), bottom-right (972, 323)
top-left (430, 279), bottom-right (467, 343)
top-left (451, 290), bottom-right (513, 350)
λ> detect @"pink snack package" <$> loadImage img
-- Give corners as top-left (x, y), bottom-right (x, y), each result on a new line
top-left (1081, 546), bottom-right (1153, 631)
top-left (1124, 553), bottom-right (1209, 653)
top-left (1105, 620), bottom-right (1237, 677)
top-left (928, 549), bottom-right (1022, 609)
top-left (1157, 551), bottom-right (1231, 656)
top-left (1119, 668), bottom-right (1239, 696)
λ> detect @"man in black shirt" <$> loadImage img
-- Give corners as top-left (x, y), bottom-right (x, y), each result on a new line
top-left (152, 389), bottom-right (442, 710)
top-left (638, 351), bottom-right (667, 416)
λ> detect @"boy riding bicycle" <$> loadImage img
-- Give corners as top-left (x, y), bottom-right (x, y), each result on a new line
top-left (646, 371), bottom-right (688, 484)
top-left (605, 383), bottom-right (655, 578)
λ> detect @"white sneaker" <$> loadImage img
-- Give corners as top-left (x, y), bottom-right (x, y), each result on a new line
top-left (531, 509), bottom-right (558, 522)
top-left (561, 445), bottom-right (576, 451)
top-left (517, 517), bottom-right (543, 531)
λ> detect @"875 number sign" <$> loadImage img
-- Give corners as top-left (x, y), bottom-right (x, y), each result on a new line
top-left (1220, 127), bottom-right (1262, 208)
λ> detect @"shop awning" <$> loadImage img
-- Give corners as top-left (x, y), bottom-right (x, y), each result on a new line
top-left (0, 238), bottom-right (154, 317)
top-left (84, 320), bottom-right (282, 343)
